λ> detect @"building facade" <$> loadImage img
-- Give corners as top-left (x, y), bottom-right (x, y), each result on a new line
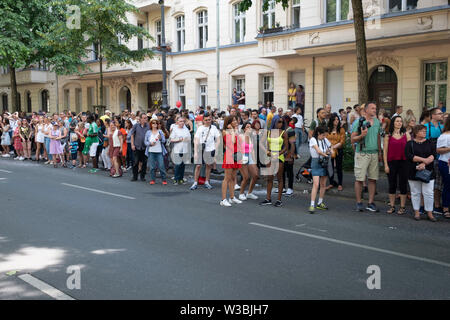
top-left (1, 0), bottom-right (449, 121)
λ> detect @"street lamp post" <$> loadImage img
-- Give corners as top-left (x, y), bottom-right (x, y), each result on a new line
top-left (159, 0), bottom-right (168, 110)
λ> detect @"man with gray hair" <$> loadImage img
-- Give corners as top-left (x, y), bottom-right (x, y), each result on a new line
top-left (351, 102), bottom-right (382, 212)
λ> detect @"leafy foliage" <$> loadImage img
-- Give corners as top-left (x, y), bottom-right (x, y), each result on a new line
top-left (239, 0), bottom-right (290, 12)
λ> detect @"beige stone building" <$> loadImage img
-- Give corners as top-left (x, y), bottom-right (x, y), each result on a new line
top-left (1, 0), bottom-right (449, 121)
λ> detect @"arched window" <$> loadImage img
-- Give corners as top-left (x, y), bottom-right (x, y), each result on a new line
top-left (1, 93), bottom-right (8, 112)
top-left (41, 90), bottom-right (49, 113)
top-left (26, 91), bottom-right (32, 113)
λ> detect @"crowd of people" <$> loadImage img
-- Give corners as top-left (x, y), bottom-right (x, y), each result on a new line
top-left (1, 99), bottom-right (449, 221)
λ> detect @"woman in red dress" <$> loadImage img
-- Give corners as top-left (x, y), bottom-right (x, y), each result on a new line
top-left (220, 115), bottom-right (242, 207)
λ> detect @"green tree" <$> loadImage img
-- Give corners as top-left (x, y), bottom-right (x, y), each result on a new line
top-left (240, 0), bottom-right (369, 105)
top-left (0, 0), bottom-right (56, 112)
top-left (47, 0), bottom-right (155, 107)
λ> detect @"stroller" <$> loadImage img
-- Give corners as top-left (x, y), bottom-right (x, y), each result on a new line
top-left (295, 156), bottom-right (313, 184)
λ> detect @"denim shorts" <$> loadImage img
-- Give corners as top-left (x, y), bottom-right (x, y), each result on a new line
top-left (311, 158), bottom-right (327, 177)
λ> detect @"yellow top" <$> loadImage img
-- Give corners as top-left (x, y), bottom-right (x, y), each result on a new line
top-left (288, 88), bottom-right (296, 102)
top-left (268, 130), bottom-right (285, 162)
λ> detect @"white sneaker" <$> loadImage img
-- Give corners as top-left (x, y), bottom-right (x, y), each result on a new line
top-left (246, 192), bottom-right (258, 200)
top-left (230, 197), bottom-right (242, 204)
top-left (14, 156), bottom-right (20, 160)
top-left (19, 156), bottom-right (25, 161)
top-left (9, 151), bottom-right (14, 155)
top-left (285, 188), bottom-right (294, 196)
top-left (220, 199), bottom-right (232, 207)
top-left (238, 193), bottom-right (247, 201)
top-left (234, 184), bottom-right (241, 190)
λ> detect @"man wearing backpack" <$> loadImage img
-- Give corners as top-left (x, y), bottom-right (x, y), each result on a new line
top-left (425, 108), bottom-right (444, 214)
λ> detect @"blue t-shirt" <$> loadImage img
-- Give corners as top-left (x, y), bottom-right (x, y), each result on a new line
top-left (425, 122), bottom-right (443, 139)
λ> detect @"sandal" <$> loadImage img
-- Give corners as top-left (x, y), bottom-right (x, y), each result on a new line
top-left (387, 205), bottom-right (396, 214)
top-left (443, 211), bottom-right (450, 219)
top-left (397, 207), bottom-right (407, 215)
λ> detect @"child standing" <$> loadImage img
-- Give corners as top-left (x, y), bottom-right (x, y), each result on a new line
top-left (69, 133), bottom-right (79, 168)
top-left (13, 125), bottom-right (24, 160)
top-left (49, 122), bottom-right (65, 167)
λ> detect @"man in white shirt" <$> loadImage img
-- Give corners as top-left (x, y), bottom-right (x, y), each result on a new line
top-left (191, 113), bottom-right (221, 190)
top-left (170, 117), bottom-right (191, 184)
top-left (292, 106), bottom-right (304, 156)
top-left (391, 105), bottom-right (403, 119)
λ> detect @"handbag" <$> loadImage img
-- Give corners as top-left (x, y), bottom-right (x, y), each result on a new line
top-left (318, 139), bottom-right (329, 168)
top-left (412, 141), bottom-right (432, 183)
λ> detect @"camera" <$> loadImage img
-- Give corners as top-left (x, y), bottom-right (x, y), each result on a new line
top-left (359, 117), bottom-right (372, 130)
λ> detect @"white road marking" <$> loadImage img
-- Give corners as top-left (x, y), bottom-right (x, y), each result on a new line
top-left (250, 222), bottom-right (450, 269)
top-left (0, 169), bottom-right (12, 173)
top-left (18, 274), bottom-right (75, 300)
top-left (0, 178), bottom-right (7, 180)
top-left (61, 183), bottom-right (136, 200)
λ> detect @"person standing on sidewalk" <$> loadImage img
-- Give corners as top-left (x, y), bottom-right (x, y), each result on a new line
top-left (308, 126), bottom-right (332, 214)
top-left (191, 113), bottom-right (220, 190)
top-left (130, 114), bottom-right (149, 181)
top-left (145, 119), bottom-right (168, 185)
top-left (383, 116), bottom-right (410, 215)
top-left (351, 102), bottom-right (382, 212)
top-left (405, 125), bottom-right (436, 222)
top-left (292, 106), bottom-right (304, 157)
top-left (327, 114), bottom-right (346, 191)
top-left (425, 108), bottom-right (444, 215)
top-left (436, 116), bottom-right (450, 218)
top-left (170, 117), bottom-right (191, 185)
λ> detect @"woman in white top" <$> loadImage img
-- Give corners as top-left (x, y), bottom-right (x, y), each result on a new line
top-left (308, 126), bottom-right (332, 214)
top-left (145, 119), bottom-right (167, 185)
top-left (437, 116), bottom-right (450, 218)
top-left (108, 121), bottom-right (123, 178)
top-left (170, 117), bottom-right (191, 184)
top-left (34, 116), bottom-right (47, 162)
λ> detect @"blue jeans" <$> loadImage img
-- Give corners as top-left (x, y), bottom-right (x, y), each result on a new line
top-left (44, 137), bottom-right (52, 160)
top-left (289, 101), bottom-right (296, 109)
top-left (438, 160), bottom-right (450, 208)
top-left (294, 128), bottom-right (302, 155)
top-left (148, 152), bottom-right (166, 181)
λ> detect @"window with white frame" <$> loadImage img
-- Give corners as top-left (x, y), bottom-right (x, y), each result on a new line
top-left (235, 77), bottom-right (245, 93)
top-left (326, 0), bottom-right (350, 23)
top-left (388, 0), bottom-right (418, 13)
top-left (0, 66), bottom-right (9, 74)
top-left (138, 23), bottom-right (144, 50)
top-left (262, 0), bottom-right (276, 29)
top-left (178, 82), bottom-right (186, 109)
top-left (176, 15), bottom-right (185, 52)
top-left (234, 3), bottom-right (246, 43)
top-left (262, 75), bottom-right (274, 105)
top-left (292, 0), bottom-right (301, 27)
top-left (198, 10), bottom-right (208, 49)
top-left (156, 20), bottom-right (162, 47)
top-left (199, 81), bottom-right (208, 107)
top-left (424, 61), bottom-right (447, 109)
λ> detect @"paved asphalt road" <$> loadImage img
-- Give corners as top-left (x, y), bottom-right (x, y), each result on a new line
top-left (0, 159), bottom-right (449, 300)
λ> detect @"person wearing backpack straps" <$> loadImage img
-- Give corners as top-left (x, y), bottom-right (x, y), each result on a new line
top-left (425, 108), bottom-right (444, 215)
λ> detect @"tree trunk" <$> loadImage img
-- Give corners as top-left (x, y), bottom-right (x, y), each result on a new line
top-left (351, 0), bottom-right (369, 105)
top-left (99, 41), bottom-right (104, 107)
top-left (9, 65), bottom-right (18, 113)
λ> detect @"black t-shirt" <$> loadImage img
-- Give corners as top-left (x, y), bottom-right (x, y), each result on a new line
top-left (405, 140), bottom-right (436, 181)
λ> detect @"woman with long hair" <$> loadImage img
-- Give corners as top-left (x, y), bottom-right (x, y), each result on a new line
top-left (34, 116), bottom-right (47, 162)
top-left (327, 113), bottom-right (346, 191)
top-left (145, 119), bottom-right (168, 185)
top-left (383, 116), bottom-right (411, 214)
top-left (19, 119), bottom-right (32, 160)
top-left (108, 120), bottom-right (123, 178)
top-left (308, 126), bottom-right (332, 214)
top-left (237, 121), bottom-right (259, 200)
top-left (405, 114), bottom-right (416, 136)
top-left (220, 115), bottom-right (242, 207)
top-left (260, 115), bottom-right (288, 207)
